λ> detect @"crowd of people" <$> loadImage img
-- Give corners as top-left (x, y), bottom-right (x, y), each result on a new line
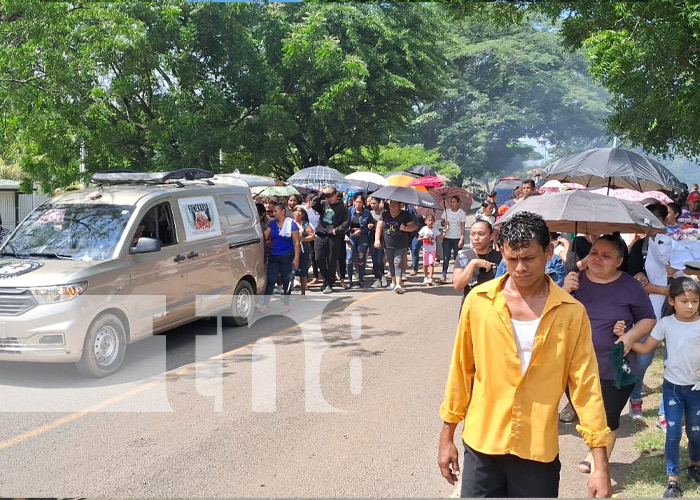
top-left (436, 179), bottom-right (700, 498)
top-left (253, 186), bottom-right (472, 303)
top-left (254, 175), bottom-right (700, 497)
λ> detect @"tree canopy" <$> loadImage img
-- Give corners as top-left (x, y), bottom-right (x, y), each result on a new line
top-left (538, 2), bottom-right (700, 160)
top-left (0, 1), bottom-right (446, 190)
top-left (408, 14), bottom-right (609, 180)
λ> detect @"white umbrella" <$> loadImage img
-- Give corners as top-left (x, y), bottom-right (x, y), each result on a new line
top-left (345, 171), bottom-right (389, 186)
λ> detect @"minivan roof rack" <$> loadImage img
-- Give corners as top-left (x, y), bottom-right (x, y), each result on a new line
top-left (91, 168), bottom-right (215, 186)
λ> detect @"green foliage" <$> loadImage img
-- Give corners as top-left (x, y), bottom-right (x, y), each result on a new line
top-left (410, 13), bottom-right (610, 180)
top-left (334, 142), bottom-right (460, 179)
top-left (534, 2), bottom-right (700, 159)
top-left (0, 2), bottom-right (447, 190)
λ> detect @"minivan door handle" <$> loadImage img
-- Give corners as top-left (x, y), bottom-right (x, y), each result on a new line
top-left (186, 251), bottom-right (199, 259)
top-left (174, 254), bottom-right (186, 263)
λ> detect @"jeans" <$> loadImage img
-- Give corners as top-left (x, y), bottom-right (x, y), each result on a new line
top-left (631, 335), bottom-right (665, 417)
top-left (442, 238), bottom-right (461, 278)
top-left (663, 379), bottom-right (700, 476)
top-left (369, 232), bottom-right (385, 279)
top-left (411, 235), bottom-right (422, 272)
top-left (263, 252), bottom-right (294, 306)
top-left (346, 235), bottom-right (368, 283)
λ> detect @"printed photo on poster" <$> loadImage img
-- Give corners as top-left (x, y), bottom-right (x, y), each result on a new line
top-left (178, 196), bottom-right (222, 241)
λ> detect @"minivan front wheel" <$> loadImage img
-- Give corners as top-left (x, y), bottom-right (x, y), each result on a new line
top-left (76, 313), bottom-right (127, 378)
top-left (224, 280), bottom-right (254, 327)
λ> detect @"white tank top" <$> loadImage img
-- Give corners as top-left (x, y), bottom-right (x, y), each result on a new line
top-left (511, 318), bottom-right (541, 375)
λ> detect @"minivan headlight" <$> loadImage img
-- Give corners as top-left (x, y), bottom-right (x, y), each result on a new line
top-left (31, 282), bottom-right (88, 304)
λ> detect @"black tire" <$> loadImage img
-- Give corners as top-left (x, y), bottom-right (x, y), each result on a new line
top-left (76, 313), bottom-right (127, 378)
top-left (223, 280), bottom-right (254, 327)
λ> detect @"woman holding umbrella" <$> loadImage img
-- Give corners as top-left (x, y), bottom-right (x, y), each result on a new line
top-left (374, 200), bottom-right (417, 294)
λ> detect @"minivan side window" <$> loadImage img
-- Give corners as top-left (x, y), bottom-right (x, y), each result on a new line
top-left (133, 202), bottom-right (177, 247)
top-left (221, 195), bottom-right (254, 227)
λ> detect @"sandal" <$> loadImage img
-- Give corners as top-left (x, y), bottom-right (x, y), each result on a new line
top-left (255, 304), bottom-right (268, 314)
top-left (577, 461), bottom-right (591, 474)
top-left (280, 305), bottom-right (291, 314)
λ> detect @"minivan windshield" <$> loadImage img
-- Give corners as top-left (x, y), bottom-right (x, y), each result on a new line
top-left (1, 203), bottom-right (133, 261)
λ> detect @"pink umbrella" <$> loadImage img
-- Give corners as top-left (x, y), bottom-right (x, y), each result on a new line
top-left (590, 187), bottom-right (672, 204)
top-left (642, 190), bottom-right (673, 204)
top-left (538, 180), bottom-right (586, 194)
top-left (591, 187), bottom-right (645, 202)
top-left (408, 175), bottom-right (444, 188)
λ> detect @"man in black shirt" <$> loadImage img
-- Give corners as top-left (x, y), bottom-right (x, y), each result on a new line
top-left (312, 187), bottom-right (350, 294)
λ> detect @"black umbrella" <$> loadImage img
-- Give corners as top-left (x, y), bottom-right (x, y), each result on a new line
top-left (542, 147), bottom-right (683, 192)
top-left (405, 164), bottom-right (437, 177)
top-left (371, 185), bottom-right (440, 209)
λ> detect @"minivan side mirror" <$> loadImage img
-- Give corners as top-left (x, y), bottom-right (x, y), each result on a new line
top-left (130, 237), bottom-right (162, 254)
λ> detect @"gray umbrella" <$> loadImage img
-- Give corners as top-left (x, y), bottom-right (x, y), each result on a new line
top-left (405, 164), bottom-right (437, 177)
top-left (287, 165), bottom-right (348, 189)
top-left (371, 185), bottom-right (441, 209)
top-left (495, 190), bottom-right (666, 235)
top-left (542, 147), bottom-right (683, 192)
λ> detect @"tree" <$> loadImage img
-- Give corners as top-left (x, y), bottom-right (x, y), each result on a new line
top-left (333, 142), bottom-right (460, 179)
top-left (245, 3), bottom-right (448, 178)
top-left (530, 2), bottom-right (700, 160)
top-left (0, 2), bottom-right (448, 190)
top-left (409, 14), bottom-right (610, 181)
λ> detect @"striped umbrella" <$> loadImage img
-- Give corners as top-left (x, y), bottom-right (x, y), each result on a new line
top-left (287, 165), bottom-right (348, 190)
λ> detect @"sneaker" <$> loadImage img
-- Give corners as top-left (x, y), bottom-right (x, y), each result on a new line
top-left (656, 416), bottom-right (668, 433)
top-left (274, 285), bottom-right (283, 296)
top-left (688, 464), bottom-right (700, 484)
top-left (388, 283), bottom-right (395, 291)
top-left (663, 480), bottom-right (682, 498)
top-left (394, 285), bottom-right (405, 294)
top-left (351, 281), bottom-right (362, 289)
top-left (381, 276), bottom-right (388, 287)
top-left (423, 277), bottom-right (431, 284)
top-left (371, 279), bottom-right (381, 289)
top-left (629, 398), bottom-right (644, 420)
top-left (322, 286), bottom-right (333, 294)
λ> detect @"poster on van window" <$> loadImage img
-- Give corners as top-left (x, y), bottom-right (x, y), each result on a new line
top-left (178, 196), bottom-right (222, 241)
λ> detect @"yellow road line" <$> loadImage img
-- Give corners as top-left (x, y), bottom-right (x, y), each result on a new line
top-left (0, 291), bottom-right (381, 452)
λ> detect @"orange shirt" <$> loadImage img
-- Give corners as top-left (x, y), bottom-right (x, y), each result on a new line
top-left (440, 274), bottom-right (611, 462)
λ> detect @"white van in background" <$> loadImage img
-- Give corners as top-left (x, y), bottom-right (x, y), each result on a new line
top-left (0, 168), bottom-right (265, 377)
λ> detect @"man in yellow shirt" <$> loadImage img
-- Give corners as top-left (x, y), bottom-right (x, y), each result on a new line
top-left (438, 211), bottom-right (612, 498)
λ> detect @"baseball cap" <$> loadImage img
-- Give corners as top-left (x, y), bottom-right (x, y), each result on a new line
top-left (688, 191), bottom-right (700, 203)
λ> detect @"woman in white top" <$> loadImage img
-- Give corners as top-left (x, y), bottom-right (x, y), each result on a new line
top-left (439, 195), bottom-right (466, 283)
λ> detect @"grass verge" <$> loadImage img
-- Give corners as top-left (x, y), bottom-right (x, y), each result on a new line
top-left (618, 349), bottom-right (700, 497)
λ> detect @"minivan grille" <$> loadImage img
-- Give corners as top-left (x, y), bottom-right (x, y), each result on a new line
top-left (0, 289), bottom-right (37, 316)
top-left (0, 337), bottom-right (19, 354)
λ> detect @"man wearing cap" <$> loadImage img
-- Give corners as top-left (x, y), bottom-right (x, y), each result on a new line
top-left (679, 191), bottom-right (700, 226)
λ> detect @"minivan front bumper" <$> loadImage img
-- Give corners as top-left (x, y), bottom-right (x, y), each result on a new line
top-left (0, 296), bottom-right (98, 363)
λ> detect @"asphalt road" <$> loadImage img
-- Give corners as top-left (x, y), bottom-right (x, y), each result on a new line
top-left (0, 241), bottom-right (643, 498)
top-left (0, 277), bottom-right (466, 498)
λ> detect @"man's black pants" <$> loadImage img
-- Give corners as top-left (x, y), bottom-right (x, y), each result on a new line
top-left (461, 443), bottom-right (560, 498)
top-left (315, 234), bottom-right (344, 288)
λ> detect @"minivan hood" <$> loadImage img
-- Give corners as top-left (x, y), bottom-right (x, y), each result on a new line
top-left (0, 258), bottom-right (109, 287)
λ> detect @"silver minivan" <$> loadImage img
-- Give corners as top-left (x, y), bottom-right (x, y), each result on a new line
top-left (0, 169), bottom-right (265, 377)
